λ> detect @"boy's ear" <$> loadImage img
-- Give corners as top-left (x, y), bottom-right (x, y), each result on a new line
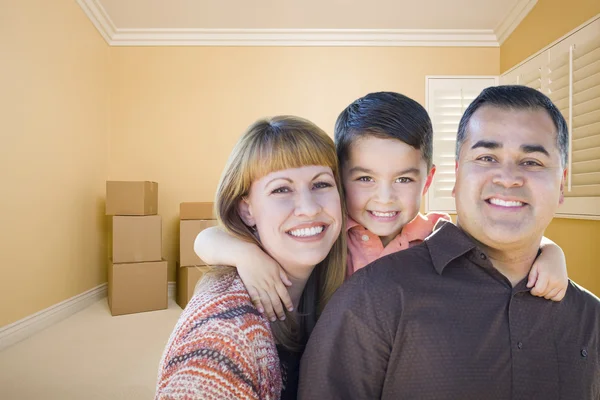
top-left (238, 197), bottom-right (256, 227)
top-left (422, 165), bottom-right (436, 196)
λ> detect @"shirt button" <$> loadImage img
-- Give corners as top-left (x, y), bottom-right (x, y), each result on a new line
top-left (361, 235), bottom-right (369, 242)
top-left (517, 342), bottom-right (523, 349)
top-left (479, 253), bottom-right (487, 260)
top-left (581, 349), bottom-right (588, 358)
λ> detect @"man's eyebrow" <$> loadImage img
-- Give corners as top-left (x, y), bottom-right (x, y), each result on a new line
top-left (521, 144), bottom-right (550, 157)
top-left (471, 140), bottom-right (501, 150)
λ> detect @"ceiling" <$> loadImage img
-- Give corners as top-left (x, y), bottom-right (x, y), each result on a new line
top-left (77, 0), bottom-right (538, 46)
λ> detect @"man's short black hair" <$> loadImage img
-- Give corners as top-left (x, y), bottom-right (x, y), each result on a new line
top-left (456, 85), bottom-right (569, 166)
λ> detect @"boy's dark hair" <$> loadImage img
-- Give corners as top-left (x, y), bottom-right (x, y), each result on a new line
top-left (334, 92), bottom-right (433, 170)
top-left (456, 85), bottom-right (568, 166)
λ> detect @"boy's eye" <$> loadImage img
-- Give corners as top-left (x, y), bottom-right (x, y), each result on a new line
top-left (395, 177), bottom-right (414, 184)
top-left (271, 186), bottom-right (291, 194)
top-left (313, 181), bottom-right (333, 189)
top-left (357, 176), bottom-right (374, 182)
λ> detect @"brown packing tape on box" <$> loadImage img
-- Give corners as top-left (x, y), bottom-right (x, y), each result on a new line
top-left (176, 264), bottom-right (210, 309)
top-left (179, 220), bottom-right (218, 266)
top-left (113, 216), bottom-right (162, 263)
top-left (108, 259), bottom-right (168, 316)
top-left (106, 181), bottom-right (158, 216)
top-left (180, 202), bottom-right (215, 220)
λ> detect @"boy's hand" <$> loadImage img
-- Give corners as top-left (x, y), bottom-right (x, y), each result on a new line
top-left (237, 247), bottom-right (294, 322)
top-left (527, 239), bottom-right (568, 302)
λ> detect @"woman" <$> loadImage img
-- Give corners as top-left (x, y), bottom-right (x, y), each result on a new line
top-left (155, 116), bottom-right (347, 399)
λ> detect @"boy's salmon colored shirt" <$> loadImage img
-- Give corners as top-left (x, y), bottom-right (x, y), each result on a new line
top-left (346, 212), bottom-right (451, 277)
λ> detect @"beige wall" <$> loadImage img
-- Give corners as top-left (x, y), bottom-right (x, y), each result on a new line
top-left (500, 0), bottom-right (600, 73)
top-left (12, 0), bottom-right (598, 327)
top-left (0, 0), bottom-right (110, 326)
top-left (109, 46), bottom-right (499, 281)
top-left (501, 1), bottom-right (600, 295)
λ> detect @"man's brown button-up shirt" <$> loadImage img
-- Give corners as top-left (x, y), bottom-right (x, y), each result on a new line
top-left (299, 222), bottom-right (600, 399)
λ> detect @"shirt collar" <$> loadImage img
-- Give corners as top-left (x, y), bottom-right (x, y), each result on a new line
top-left (402, 213), bottom-right (439, 243)
top-left (425, 220), bottom-right (477, 275)
top-left (346, 214), bottom-right (443, 241)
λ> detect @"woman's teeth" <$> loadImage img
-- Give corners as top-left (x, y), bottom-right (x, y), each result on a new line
top-left (288, 226), bottom-right (324, 237)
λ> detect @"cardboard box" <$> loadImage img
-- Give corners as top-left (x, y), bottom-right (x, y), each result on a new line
top-left (108, 260), bottom-right (168, 316)
top-left (106, 181), bottom-right (158, 216)
top-left (113, 216), bottom-right (162, 263)
top-left (176, 264), bottom-right (210, 309)
top-left (179, 219), bottom-right (218, 266)
top-left (180, 202), bottom-right (215, 220)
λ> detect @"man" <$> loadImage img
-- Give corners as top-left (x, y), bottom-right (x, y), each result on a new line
top-left (298, 85), bottom-right (600, 399)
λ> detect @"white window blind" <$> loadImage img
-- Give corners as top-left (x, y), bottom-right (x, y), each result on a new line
top-left (502, 16), bottom-right (600, 218)
top-left (570, 35), bottom-right (600, 198)
top-left (543, 17), bottom-right (600, 217)
top-left (426, 77), bottom-right (498, 213)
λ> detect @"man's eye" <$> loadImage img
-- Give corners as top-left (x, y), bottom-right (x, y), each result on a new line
top-left (314, 181), bottom-right (333, 189)
top-left (271, 187), bottom-right (290, 194)
top-left (522, 160), bottom-right (542, 167)
top-left (357, 176), bottom-right (373, 182)
top-left (477, 156), bottom-right (496, 162)
top-left (395, 177), bottom-right (414, 184)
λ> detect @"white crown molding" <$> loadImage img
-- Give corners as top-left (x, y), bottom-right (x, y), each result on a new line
top-left (494, 0), bottom-right (538, 45)
top-left (0, 283), bottom-right (108, 352)
top-left (108, 28), bottom-right (499, 47)
top-left (76, 0), bottom-right (116, 43)
top-left (76, 0), bottom-right (499, 47)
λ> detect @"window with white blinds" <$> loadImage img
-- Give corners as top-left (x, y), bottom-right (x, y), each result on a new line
top-left (425, 77), bottom-right (498, 213)
top-left (503, 16), bottom-right (600, 218)
top-left (570, 35), bottom-right (600, 200)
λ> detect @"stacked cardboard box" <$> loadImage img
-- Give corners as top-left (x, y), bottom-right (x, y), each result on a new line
top-left (106, 181), bottom-right (168, 316)
top-left (177, 202), bottom-right (217, 309)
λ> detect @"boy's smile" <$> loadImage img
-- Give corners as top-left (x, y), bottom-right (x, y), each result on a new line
top-left (342, 136), bottom-right (435, 247)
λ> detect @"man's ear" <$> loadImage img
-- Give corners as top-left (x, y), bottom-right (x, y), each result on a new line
top-left (559, 169), bottom-right (567, 205)
top-left (238, 197), bottom-right (256, 227)
top-left (422, 165), bottom-right (436, 196)
top-left (451, 161), bottom-right (458, 198)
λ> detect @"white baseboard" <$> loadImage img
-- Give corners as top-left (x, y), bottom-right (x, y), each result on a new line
top-left (0, 283), bottom-right (108, 352)
top-left (0, 281), bottom-right (177, 352)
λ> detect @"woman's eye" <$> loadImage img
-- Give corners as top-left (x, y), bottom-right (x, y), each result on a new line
top-left (271, 187), bottom-right (290, 194)
top-left (314, 181), bottom-right (333, 189)
top-left (357, 176), bottom-right (373, 182)
top-left (395, 177), bottom-right (413, 184)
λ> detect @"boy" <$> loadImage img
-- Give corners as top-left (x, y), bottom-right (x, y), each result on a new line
top-left (194, 92), bottom-right (567, 321)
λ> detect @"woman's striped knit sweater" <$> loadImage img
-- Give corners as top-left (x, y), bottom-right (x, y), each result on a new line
top-left (155, 271), bottom-right (282, 400)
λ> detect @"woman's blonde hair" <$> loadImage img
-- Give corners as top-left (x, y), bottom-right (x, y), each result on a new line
top-left (206, 115), bottom-right (346, 351)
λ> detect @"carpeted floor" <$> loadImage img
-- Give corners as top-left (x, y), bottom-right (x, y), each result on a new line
top-left (0, 298), bottom-right (182, 400)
